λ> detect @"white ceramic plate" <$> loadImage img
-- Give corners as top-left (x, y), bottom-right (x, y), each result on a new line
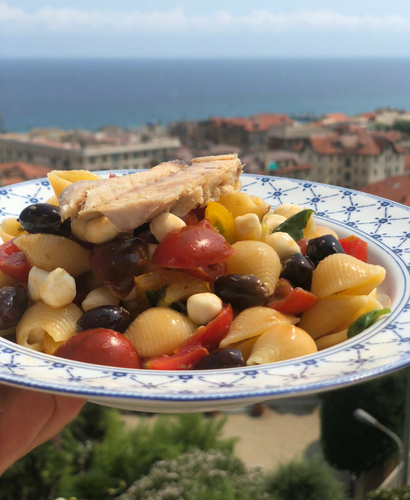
top-left (0, 172), bottom-right (409, 413)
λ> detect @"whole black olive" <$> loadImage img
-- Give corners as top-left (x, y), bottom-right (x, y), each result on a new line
top-left (214, 274), bottom-right (269, 310)
top-left (19, 203), bottom-right (71, 236)
top-left (306, 234), bottom-right (345, 266)
top-left (280, 253), bottom-right (315, 291)
top-left (76, 306), bottom-right (131, 333)
top-left (0, 284), bottom-right (28, 330)
top-left (193, 348), bottom-right (246, 370)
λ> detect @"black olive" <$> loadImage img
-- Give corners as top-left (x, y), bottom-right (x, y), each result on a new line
top-left (193, 348), bottom-right (246, 370)
top-left (214, 274), bottom-right (269, 310)
top-left (76, 306), bottom-right (131, 333)
top-left (19, 203), bottom-right (71, 236)
top-left (306, 234), bottom-right (345, 266)
top-left (0, 284), bottom-right (28, 330)
top-left (280, 253), bottom-right (315, 291)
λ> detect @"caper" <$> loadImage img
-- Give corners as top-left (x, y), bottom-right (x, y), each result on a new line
top-left (214, 274), bottom-right (269, 310)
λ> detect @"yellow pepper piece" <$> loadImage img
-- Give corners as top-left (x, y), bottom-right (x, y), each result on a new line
top-left (205, 201), bottom-right (235, 244)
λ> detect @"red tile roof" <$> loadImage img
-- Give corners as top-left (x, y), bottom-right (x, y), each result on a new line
top-left (361, 175), bottom-right (410, 205)
top-left (211, 113), bottom-right (292, 133)
top-left (0, 162), bottom-right (52, 185)
top-left (307, 128), bottom-right (405, 156)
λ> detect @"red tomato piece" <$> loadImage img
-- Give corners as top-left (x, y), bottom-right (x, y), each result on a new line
top-left (144, 342), bottom-right (208, 370)
top-left (338, 235), bottom-right (368, 263)
top-left (179, 304), bottom-right (233, 352)
top-left (268, 287), bottom-right (317, 315)
top-left (182, 261), bottom-right (227, 282)
top-left (54, 328), bottom-right (141, 369)
top-left (297, 237), bottom-right (309, 256)
top-left (0, 239), bottom-right (31, 283)
top-left (151, 223), bottom-right (234, 269)
top-left (180, 210), bottom-right (200, 226)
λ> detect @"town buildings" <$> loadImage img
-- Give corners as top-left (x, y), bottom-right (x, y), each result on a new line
top-left (0, 126), bottom-right (181, 174)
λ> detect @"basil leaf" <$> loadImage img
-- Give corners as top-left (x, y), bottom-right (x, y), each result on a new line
top-left (347, 308), bottom-right (391, 339)
top-left (170, 302), bottom-right (187, 314)
top-left (271, 209), bottom-right (315, 242)
top-left (146, 285), bottom-right (168, 307)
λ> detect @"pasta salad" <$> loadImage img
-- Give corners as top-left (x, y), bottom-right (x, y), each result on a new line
top-left (0, 158), bottom-right (390, 371)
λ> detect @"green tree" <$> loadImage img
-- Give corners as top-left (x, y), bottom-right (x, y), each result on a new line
top-left (264, 455), bottom-right (348, 500)
top-left (321, 370), bottom-right (407, 474)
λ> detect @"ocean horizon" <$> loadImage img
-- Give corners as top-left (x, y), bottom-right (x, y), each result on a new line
top-left (1, 57), bottom-right (410, 132)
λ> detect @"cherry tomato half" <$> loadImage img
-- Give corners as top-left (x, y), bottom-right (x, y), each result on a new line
top-left (179, 304), bottom-right (233, 352)
top-left (267, 278), bottom-right (317, 315)
top-left (54, 328), bottom-right (141, 368)
top-left (338, 235), bottom-right (368, 263)
top-left (151, 222), bottom-right (234, 269)
top-left (0, 239), bottom-right (31, 283)
top-left (145, 342), bottom-right (208, 370)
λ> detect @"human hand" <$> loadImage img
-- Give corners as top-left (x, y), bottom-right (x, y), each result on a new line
top-left (0, 384), bottom-right (85, 475)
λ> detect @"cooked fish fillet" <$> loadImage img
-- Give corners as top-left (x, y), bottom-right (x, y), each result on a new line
top-left (59, 159), bottom-right (188, 221)
top-left (59, 154), bottom-right (242, 232)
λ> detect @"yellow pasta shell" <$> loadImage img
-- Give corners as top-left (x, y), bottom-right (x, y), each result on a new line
top-left (329, 296), bottom-right (383, 334)
top-left (48, 170), bottom-right (101, 199)
top-left (218, 191), bottom-right (270, 220)
top-left (311, 254), bottom-right (386, 298)
top-left (316, 330), bottom-right (348, 351)
top-left (225, 241), bottom-right (281, 294)
top-left (125, 307), bottom-right (197, 357)
top-left (231, 336), bottom-right (259, 362)
top-left (14, 234), bottom-right (91, 277)
top-left (220, 306), bottom-right (298, 348)
top-left (298, 294), bottom-right (370, 339)
top-left (16, 301), bottom-right (82, 351)
top-left (0, 217), bottom-right (27, 242)
top-left (247, 325), bottom-right (317, 365)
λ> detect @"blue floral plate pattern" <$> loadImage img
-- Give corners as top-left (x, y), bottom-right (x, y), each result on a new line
top-left (0, 172), bottom-right (409, 412)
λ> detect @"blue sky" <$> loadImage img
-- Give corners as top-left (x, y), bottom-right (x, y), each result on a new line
top-left (1, 1), bottom-right (410, 58)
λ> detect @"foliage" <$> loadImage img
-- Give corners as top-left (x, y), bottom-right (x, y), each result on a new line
top-left (0, 403), bottom-right (237, 500)
top-left (321, 369), bottom-right (407, 474)
top-left (264, 454), bottom-right (348, 500)
top-left (114, 448), bottom-right (269, 500)
top-left (391, 120), bottom-right (410, 135)
top-left (368, 485), bottom-right (410, 499)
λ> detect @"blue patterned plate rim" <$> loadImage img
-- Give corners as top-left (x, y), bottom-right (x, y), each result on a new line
top-left (0, 172), bottom-right (409, 404)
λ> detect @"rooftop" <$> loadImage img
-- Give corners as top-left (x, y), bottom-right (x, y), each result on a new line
top-left (361, 175), bottom-right (410, 205)
top-left (211, 113), bottom-right (292, 133)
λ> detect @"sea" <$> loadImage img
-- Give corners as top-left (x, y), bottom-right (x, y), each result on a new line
top-left (1, 58), bottom-right (410, 132)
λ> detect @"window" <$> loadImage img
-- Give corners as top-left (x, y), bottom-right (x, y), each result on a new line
top-left (345, 158), bottom-right (351, 167)
top-left (344, 172), bottom-right (350, 181)
top-left (123, 153), bottom-right (129, 160)
top-left (102, 155), bottom-right (107, 162)
top-left (112, 153), bottom-right (120, 162)
top-left (133, 152), bottom-right (140, 159)
top-left (89, 157), bottom-right (95, 164)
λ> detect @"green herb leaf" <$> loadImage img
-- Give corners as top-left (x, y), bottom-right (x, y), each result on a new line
top-left (146, 285), bottom-right (168, 307)
top-left (271, 209), bottom-right (315, 242)
top-left (170, 302), bottom-right (187, 314)
top-left (347, 308), bottom-right (391, 339)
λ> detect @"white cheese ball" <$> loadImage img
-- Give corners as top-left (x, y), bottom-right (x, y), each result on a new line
top-left (39, 267), bottom-right (76, 308)
top-left (234, 213), bottom-right (262, 241)
top-left (187, 293), bottom-right (223, 325)
top-left (28, 266), bottom-right (49, 302)
top-left (150, 212), bottom-right (186, 242)
top-left (264, 232), bottom-right (301, 260)
top-left (85, 216), bottom-right (119, 244)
